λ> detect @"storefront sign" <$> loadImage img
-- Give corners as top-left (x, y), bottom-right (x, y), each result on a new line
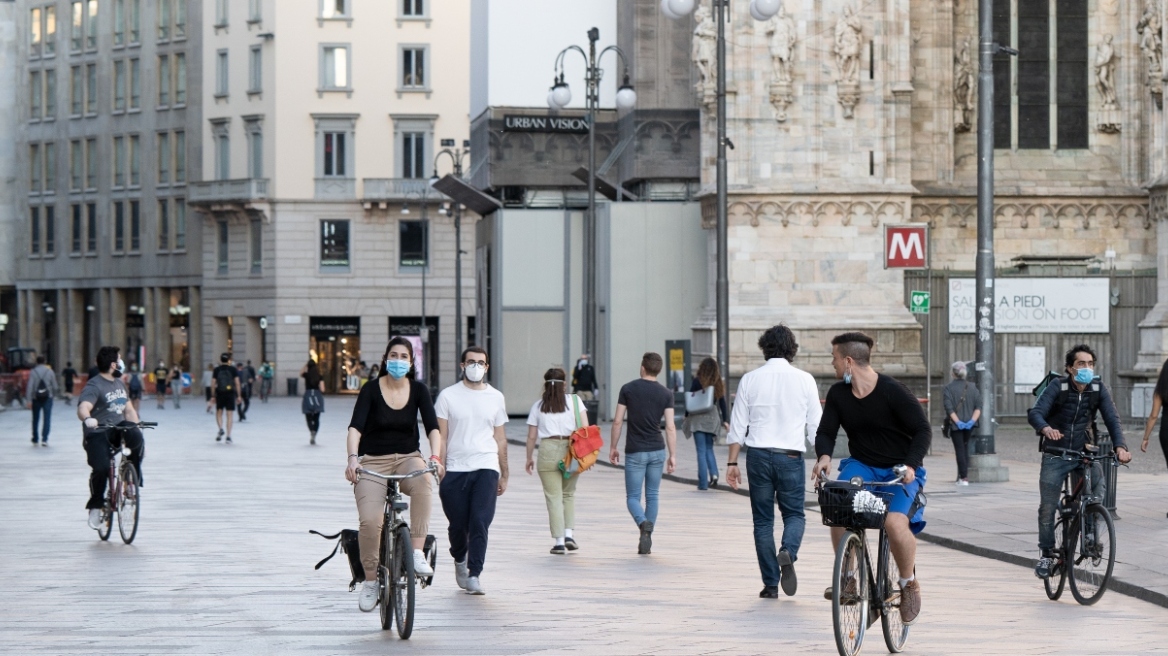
top-left (948, 278), bottom-right (1109, 334)
top-left (309, 317), bottom-right (360, 337)
top-left (502, 114), bottom-right (590, 134)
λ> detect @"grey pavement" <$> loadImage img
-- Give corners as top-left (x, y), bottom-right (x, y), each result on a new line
top-left (2, 395), bottom-right (1167, 655)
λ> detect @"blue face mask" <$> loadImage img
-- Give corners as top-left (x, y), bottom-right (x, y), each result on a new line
top-left (385, 360), bottom-right (411, 379)
top-left (1074, 367), bottom-right (1094, 384)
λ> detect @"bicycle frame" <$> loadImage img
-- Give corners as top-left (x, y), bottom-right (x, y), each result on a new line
top-left (1048, 448), bottom-right (1115, 572)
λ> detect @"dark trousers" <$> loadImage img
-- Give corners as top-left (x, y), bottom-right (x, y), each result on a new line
top-left (746, 448), bottom-right (806, 587)
top-left (1160, 426), bottom-right (1168, 469)
top-left (439, 469), bottom-right (499, 577)
top-left (305, 412), bottom-right (320, 433)
top-left (951, 429), bottom-right (972, 479)
top-left (31, 398), bottom-right (53, 442)
top-left (238, 387), bottom-right (251, 419)
top-left (85, 424), bottom-right (145, 509)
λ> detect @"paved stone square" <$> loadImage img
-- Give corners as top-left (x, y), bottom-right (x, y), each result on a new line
top-left (1, 395), bottom-right (1166, 655)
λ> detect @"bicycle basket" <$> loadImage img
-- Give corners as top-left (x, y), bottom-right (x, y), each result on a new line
top-left (818, 481), bottom-right (890, 530)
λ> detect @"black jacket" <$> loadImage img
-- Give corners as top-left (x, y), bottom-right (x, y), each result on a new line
top-left (1027, 375), bottom-right (1126, 451)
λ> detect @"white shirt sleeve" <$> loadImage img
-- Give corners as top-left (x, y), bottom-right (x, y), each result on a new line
top-left (494, 394), bottom-right (509, 427)
top-left (434, 390), bottom-right (450, 420)
top-left (526, 400), bottom-right (541, 427)
top-left (726, 373), bottom-right (750, 445)
top-left (804, 373), bottom-right (823, 444)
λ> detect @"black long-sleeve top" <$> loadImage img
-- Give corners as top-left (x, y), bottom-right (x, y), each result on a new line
top-left (689, 377), bottom-right (728, 423)
top-left (814, 374), bottom-right (932, 469)
top-left (348, 379), bottom-right (438, 456)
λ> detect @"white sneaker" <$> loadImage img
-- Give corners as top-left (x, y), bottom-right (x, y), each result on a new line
top-left (465, 576), bottom-right (485, 595)
top-left (87, 509), bottom-right (104, 530)
top-left (413, 549), bottom-right (434, 577)
top-left (357, 580), bottom-right (378, 612)
top-left (958, 479), bottom-right (970, 486)
top-left (454, 559), bottom-right (470, 590)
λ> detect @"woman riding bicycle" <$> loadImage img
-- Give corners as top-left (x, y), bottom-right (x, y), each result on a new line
top-left (344, 336), bottom-right (445, 612)
top-left (77, 346), bottom-right (146, 530)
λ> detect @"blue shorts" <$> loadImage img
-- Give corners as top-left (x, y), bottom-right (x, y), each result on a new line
top-left (837, 458), bottom-right (927, 534)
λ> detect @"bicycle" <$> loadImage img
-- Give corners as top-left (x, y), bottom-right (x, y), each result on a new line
top-left (356, 465), bottom-right (438, 638)
top-left (817, 466), bottom-right (912, 656)
top-left (93, 421), bottom-right (156, 544)
top-left (1041, 447), bottom-right (1119, 606)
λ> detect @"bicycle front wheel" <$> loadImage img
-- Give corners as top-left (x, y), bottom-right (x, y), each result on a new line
top-left (97, 505), bottom-right (113, 541)
top-left (393, 524), bottom-right (416, 640)
top-left (117, 463), bottom-right (140, 544)
top-left (378, 525), bottom-right (393, 631)
top-left (878, 530), bottom-right (909, 653)
top-left (832, 531), bottom-right (869, 656)
top-left (1068, 504), bottom-right (1115, 605)
top-left (1044, 518), bottom-right (1067, 601)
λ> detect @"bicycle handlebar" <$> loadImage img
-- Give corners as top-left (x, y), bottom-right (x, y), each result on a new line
top-left (356, 464), bottom-right (437, 481)
top-left (1043, 446), bottom-right (1116, 461)
top-left (815, 464), bottom-right (908, 488)
top-left (94, 421), bottom-right (157, 429)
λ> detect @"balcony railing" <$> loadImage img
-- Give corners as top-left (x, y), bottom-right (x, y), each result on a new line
top-left (189, 178), bottom-right (269, 204)
top-left (362, 178), bottom-right (447, 202)
top-left (315, 177), bottom-right (357, 200)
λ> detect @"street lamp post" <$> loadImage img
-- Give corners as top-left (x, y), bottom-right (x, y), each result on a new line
top-left (547, 29), bottom-right (636, 372)
top-left (431, 140), bottom-right (471, 383)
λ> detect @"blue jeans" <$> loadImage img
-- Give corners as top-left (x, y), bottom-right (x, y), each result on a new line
top-left (31, 398), bottom-right (53, 442)
top-left (1038, 455), bottom-right (1104, 552)
top-left (624, 449), bottom-right (666, 526)
top-left (693, 432), bottom-right (719, 489)
top-left (746, 448), bottom-right (806, 587)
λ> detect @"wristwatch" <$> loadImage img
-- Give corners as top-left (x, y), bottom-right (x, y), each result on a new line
top-left (727, 462), bottom-right (738, 467)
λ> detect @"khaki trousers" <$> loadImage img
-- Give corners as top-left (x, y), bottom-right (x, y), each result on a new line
top-left (536, 438), bottom-right (579, 538)
top-left (354, 452), bottom-right (431, 580)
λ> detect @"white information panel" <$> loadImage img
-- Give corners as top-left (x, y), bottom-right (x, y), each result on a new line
top-left (1013, 346), bottom-right (1047, 394)
top-left (949, 278), bottom-right (1109, 334)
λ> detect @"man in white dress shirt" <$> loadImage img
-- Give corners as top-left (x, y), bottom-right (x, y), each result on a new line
top-left (727, 325), bottom-right (822, 598)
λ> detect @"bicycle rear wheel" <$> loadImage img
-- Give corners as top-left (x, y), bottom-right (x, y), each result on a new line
top-left (393, 524), bottom-right (416, 640)
top-left (878, 530), bottom-right (909, 653)
top-left (1068, 504), bottom-right (1115, 605)
top-left (97, 506), bottom-right (113, 541)
top-left (832, 531), bottom-right (869, 656)
top-left (98, 463), bottom-right (115, 541)
top-left (117, 462), bottom-right (140, 544)
top-left (378, 525), bottom-right (393, 631)
top-left (1044, 518), bottom-right (1067, 601)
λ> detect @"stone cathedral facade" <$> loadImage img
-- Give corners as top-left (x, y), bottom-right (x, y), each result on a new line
top-left (683, 0), bottom-right (1168, 383)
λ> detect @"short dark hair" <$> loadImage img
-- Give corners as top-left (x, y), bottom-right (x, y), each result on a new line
top-left (1065, 344), bottom-right (1097, 369)
top-left (641, 352), bottom-right (663, 377)
top-left (758, 325), bottom-right (798, 361)
top-left (96, 346), bottom-right (121, 373)
top-left (66, 361), bottom-right (73, 367)
top-left (831, 332), bottom-right (875, 366)
top-left (462, 346), bottom-right (489, 364)
top-left (36, 355), bottom-right (46, 365)
top-left (220, 352), bottom-right (230, 363)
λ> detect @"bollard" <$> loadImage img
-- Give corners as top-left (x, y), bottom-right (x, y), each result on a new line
top-left (287, 378), bottom-right (299, 397)
top-left (1097, 434), bottom-right (1120, 519)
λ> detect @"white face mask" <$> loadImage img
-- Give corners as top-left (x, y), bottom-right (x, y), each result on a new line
top-left (464, 363), bottom-right (486, 382)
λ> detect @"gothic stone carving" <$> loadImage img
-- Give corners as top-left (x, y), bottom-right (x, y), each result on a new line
top-left (766, 3), bottom-right (796, 122)
top-left (911, 199), bottom-right (1150, 231)
top-left (954, 37), bottom-right (975, 133)
top-left (1095, 34), bottom-right (1121, 133)
top-left (1137, 1), bottom-right (1163, 109)
top-left (693, 5), bottom-right (717, 108)
top-left (701, 198), bottom-right (909, 229)
top-left (833, 5), bottom-right (863, 118)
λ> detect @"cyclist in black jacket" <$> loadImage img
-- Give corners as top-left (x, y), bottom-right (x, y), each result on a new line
top-left (1027, 344), bottom-right (1131, 580)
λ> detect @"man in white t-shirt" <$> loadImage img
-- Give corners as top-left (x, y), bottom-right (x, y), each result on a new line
top-left (435, 346), bottom-right (509, 596)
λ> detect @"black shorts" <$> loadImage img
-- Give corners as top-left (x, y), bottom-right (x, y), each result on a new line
top-left (129, 390), bottom-right (142, 400)
top-left (215, 392), bottom-right (236, 410)
top-left (205, 387), bottom-right (213, 401)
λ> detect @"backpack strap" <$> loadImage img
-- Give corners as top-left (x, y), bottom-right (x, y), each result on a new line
top-left (571, 394), bottom-right (583, 430)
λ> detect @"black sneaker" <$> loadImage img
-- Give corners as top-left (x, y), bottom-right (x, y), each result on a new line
top-left (637, 520), bottom-right (654, 555)
top-left (759, 586), bottom-right (779, 599)
top-left (564, 537), bottom-right (579, 551)
top-left (226, 436), bottom-right (233, 444)
top-left (31, 438), bottom-right (38, 445)
top-left (216, 429), bottom-right (224, 442)
top-left (1034, 556), bottom-right (1054, 579)
top-left (778, 549), bottom-right (797, 596)
top-left (550, 544), bottom-right (567, 555)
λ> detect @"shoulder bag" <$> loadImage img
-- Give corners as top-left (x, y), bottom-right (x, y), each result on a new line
top-left (559, 395), bottom-right (605, 479)
top-left (686, 385), bottom-right (716, 414)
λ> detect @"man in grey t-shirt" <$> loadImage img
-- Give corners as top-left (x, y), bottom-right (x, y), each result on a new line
top-left (78, 346), bottom-right (145, 530)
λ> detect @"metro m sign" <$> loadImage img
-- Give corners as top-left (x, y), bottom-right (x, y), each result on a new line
top-left (884, 224), bottom-right (929, 269)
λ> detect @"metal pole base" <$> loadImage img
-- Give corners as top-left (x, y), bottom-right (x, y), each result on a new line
top-left (966, 453), bottom-right (1010, 483)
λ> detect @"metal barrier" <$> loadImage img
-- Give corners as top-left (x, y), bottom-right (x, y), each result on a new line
top-left (1097, 433), bottom-right (1120, 519)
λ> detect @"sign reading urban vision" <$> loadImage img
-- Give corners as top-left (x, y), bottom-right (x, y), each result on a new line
top-left (503, 114), bottom-right (590, 134)
top-left (948, 278), bottom-right (1109, 334)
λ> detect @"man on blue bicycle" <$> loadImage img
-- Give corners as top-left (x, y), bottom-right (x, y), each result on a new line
top-left (812, 332), bottom-right (930, 626)
top-left (77, 346), bottom-right (145, 530)
top-left (1027, 344), bottom-right (1131, 580)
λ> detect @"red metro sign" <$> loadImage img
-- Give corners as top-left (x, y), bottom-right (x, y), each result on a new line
top-left (884, 225), bottom-right (929, 269)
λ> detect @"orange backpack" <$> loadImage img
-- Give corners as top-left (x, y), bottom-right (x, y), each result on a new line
top-left (559, 395), bottom-right (604, 478)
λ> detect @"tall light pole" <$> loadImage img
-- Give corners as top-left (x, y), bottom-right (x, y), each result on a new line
top-left (548, 30), bottom-right (636, 371)
top-left (661, 0), bottom-right (783, 392)
top-left (431, 140), bottom-right (471, 383)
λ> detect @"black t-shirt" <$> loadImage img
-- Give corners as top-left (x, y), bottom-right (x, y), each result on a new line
top-left (62, 368), bottom-right (77, 386)
top-left (617, 378), bottom-right (674, 454)
top-left (814, 374), bottom-right (932, 469)
top-left (303, 367), bottom-right (322, 390)
top-left (213, 365), bottom-right (238, 394)
top-left (348, 379), bottom-right (439, 456)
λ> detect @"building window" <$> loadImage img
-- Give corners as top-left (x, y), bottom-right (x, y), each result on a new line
top-left (44, 70), bottom-right (56, 118)
top-left (113, 135), bottom-right (125, 187)
top-left (217, 220), bottom-right (228, 273)
top-left (45, 206), bottom-right (56, 253)
top-left (248, 0), bottom-right (261, 23)
top-left (85, 138), bottom-right (97, 190)
top-left (320, 0), bottom-right (350, 20)
top-left (323, 132), bottom-right (346, 177)
top-left (30, 207), bottom-right (41, 255)
top-left (215, 0), bottom-right (227, 27)
top-left (320, 219), bottom-right (350, 269)
top-left (174, 130), bottom-right (186, 183)
top-left (44, 5), bottom-right (57, 56)
top-left (114, 0), bottom-right (124, 44)
top-left (85, 63), bottom-right (96, 114)
top-left (401, 46), bottom-right (427, 89)
top-left (158, 0), bottom-right (170, 41)
top-left (113, 60), bottom-right (126, 111)
top-left (399, 220), bottom-right (427, 267)
top-left (31, 7), bottom-right (42, 58)
top-left (128, 0), bottom-right (139, 44)
top-left (249, 45), bottom-right (262, 94)
top-left (174, 199), bottom-right (186, 249)
top-left (245, 121), bottom-right (263, 178)
top-left (30, 71), bottom-right (42, 120)
top-left (130, 58), bottom-right (140, 109)
top-left (320, 45), bottom-right (350, 91)
top-left (216, 49), bottom-right (228, 96)
top-left (393, 116), bottom-right (435, 178)
top-left (158, 199), bottom-right (169, 250)
top-left (113, 200), bottom-right (124, 251)
top-left (70, 1), bottom-right (82, 52)
top-left (44, 142), bottom-right (56, 192)
top-left (157, 132), bottom-right (170, 184)
top-left (402, 0), bottom-right (425, 17)
top-left (86, 203), bottom-right (97, 253)
top-left (70, 65), bottom-right (81, 116)
top-left (31, 144), bottom-right (43, 192)
top-left (174, 0), bottom-right (186, 38)
top-left (174, 52), bottom-right (187, 104)
top-left (250, 219), bottom-right (262, 273)
top-left (402, 132), bottom-right (425, 179)
top-left (212, 122), bottom-right (230, 180)
top-left (129, 134), bottom-right (140, 186)
top-left (70, 203), bottom-right (82, 253)
top-left (85, 0), bottom-right (97, 50)
top-left (70, 140), bottom-right (82, 190)
top-left (129, 199), bottom-right (140, 251)
top-left (158, 54), bottom-right (170, 106)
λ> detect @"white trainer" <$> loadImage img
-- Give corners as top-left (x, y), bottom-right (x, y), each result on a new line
top-left (88, 509), bottom-right (104, 530)
top-left (454, 559), bottom-right (470, 590)
top-left (357, 581), bottom-right (378, 612)
top-left (413, 549), bottom-right (434, 577)
top-left (465, 576), bottom-right (485, 595)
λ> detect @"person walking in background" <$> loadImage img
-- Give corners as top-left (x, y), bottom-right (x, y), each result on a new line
top-left (727, 325), bottom-right (822, 599)
top-left (436, 346), bottom-right (509, 595)
top-left (572, 354), bottom-right (598, 401)
top-left (27, 355), bottom-right (59, 446)
top-left (301, 359), bottom-right (325, 444)
top-left (1141, 359), bottom-right (1168, 517)
top-left (202, 364), bottom-right (215, 413)
top-left (61, 362), bottom-right (77, 405)
top-left (685, 357), bottom-right (729, 490)
top-left (610, 352), bottom-right (677, 555)
top-left (213, 354), bottom-right (242, 443)
top-left (153, 360), bottom-right (169, 410)
top-left (525, 367), bottom-right (588, 555)
top-left (126, 363), bottom-right (143, 413)
top-left (169, 363), bottom-right (184, 409)
top-left (943, 361), bottom-right (981, 486)
top-left (258, 361), bottom-right (274, 402)
top-left (236, 361), bottom-right (252, 421)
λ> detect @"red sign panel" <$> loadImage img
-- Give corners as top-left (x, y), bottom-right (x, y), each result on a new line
top-left (884, 225), bottom-right (929, 269)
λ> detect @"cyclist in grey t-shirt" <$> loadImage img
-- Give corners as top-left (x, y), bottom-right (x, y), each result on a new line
top-left (77, 346), bottom-right (145, 530)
